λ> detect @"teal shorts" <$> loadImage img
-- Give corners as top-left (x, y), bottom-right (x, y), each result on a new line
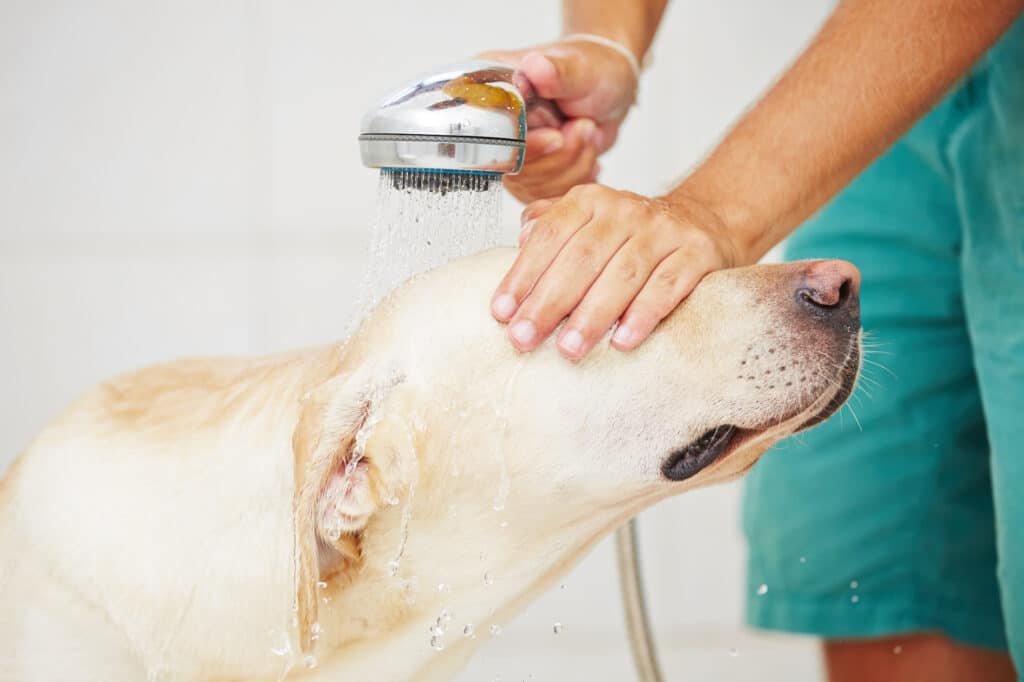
top-left (742, 15), bottom-right (1024, 670)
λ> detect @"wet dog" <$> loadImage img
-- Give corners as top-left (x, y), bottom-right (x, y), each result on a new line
top-left (0, 250), bottom-right (860, 681)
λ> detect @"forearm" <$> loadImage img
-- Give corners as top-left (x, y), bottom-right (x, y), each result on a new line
top-left (562, 0), bottom-right (668, 60)
top-left (668, 0), bottom-right (1024, 264)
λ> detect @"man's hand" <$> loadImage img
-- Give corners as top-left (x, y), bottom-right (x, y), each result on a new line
top-left (481, 39), bottom-right (638, 202)
top-left (490, 185), bottom-right (740, 359)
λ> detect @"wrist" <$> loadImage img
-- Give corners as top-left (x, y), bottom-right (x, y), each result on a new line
top-left (559, 33), bottom-right (643, 87)
top-left (659, 185), bottom-right (761, 268)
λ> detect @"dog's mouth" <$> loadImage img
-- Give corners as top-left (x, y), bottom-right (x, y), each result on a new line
top-left (661, 341), bottom-right (861, 482)
top-left (792, 342), bottom-right (860, 432)
top-left (661, 424), bottom-right (743, 482)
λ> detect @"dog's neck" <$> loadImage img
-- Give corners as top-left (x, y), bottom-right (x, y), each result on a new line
top-left (306, 391), bottom-right (642, 679)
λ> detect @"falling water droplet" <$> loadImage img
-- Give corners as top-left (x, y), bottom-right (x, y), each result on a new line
top-left (430, 621), bottom-right (445, 637)
top-left (311, 622), bottom-right (322, 641)
top-left (387, 560), bottom-right (400, 576)
top-left (757, 584), bottom-right (769, 596)
top-left (893, 645), bottom-right (903, 655)
top-left (799, 556), bottom-right (807, 564)
top-left (850, 594), bottom-right (860, 604)
top-left (849, 580), bottom-right (859, 589)
top-left (430, 636), bottom-right (444, 651)
top-left (499, 520), bottom-right (508, 529)
top-left (440, 607), bottom-right (454, 622)
top-left (463, 624), bottom-right (476, 638)
top-left (438, 583), bottom-right (449, 593)
top-left (302, 654), bottom-right (317, 669)
top-left (552, 622), bottom-right (563, 635)
top-left (483, 572), bottom-right (494, 586)
top-left (489, 624), bottom-right (502, 636)
top-left (728, 647), bottom-right (739, 658)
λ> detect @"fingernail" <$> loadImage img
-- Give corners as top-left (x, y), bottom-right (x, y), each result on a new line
top-left (612, 325), bottom-right (636, 347)
top-left (559, 329), bottom-right (584, 355)
top-left (492, 293), bottom-right (517, 320)
top-left (541, 132), bottom-right (563, 154)
top-left (578, 119), bottom-right (600, 147)
top-left (510, 320), bottom-right (537, 347)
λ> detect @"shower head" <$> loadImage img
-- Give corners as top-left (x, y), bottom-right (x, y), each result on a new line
top-left (359, 60), bottom-right (555, 191)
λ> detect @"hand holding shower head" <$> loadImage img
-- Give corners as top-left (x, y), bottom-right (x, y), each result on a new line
top-left (359, 60), bottom-right (559, 193)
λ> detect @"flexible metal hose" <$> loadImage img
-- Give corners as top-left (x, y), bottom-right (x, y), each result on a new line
top-left (615, 519), bottom-right (665, 682)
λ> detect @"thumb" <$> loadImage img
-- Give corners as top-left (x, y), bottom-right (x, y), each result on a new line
top-left (518, 48), bottom-right (593, 102)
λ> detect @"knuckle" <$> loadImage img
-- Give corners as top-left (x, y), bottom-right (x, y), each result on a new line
top-left (566, 242), bottom-right (598, 270)
top-left (652, 266), bottom-right (681, 290)
top-left (681, 226), bottom-right (715, 253)
top-left (612, 251), bottom-right (646, 284)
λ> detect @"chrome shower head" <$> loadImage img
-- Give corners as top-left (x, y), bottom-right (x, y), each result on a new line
top-left (359, 60), bottom-right (531, 189)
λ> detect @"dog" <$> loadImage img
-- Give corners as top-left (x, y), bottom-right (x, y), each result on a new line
top-left (0, 248), bottom-right (861, 681)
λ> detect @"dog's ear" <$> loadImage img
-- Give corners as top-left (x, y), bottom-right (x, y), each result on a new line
top-left (290, 369), bottom-right (406, 655)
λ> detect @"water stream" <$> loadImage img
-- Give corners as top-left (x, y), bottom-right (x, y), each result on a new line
top-left (357, 169), bottom-right (504, 315)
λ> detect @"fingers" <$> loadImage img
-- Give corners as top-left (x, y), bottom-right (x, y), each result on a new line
top-left (519, 50), bottom-right (590, 102)
top-left (504, 119), bottom-right (600, 203)
top-left (506, 215), bottom-right (630, 352)
top-left (519, 200), bottom-right (554, 245)
top-left (523, 128), bottom-right (564, 159)
top-left (612, 246), bottom-right (713, 351)
top-left (556, 236), bottom-right (672, 359)
top-left (493, 186), bottom-right (733, 360)
top-left (491, 196), bottom-right (593, 324)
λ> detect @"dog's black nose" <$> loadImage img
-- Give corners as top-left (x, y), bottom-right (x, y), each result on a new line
top-left (795, 259), bottom-right (861, 323)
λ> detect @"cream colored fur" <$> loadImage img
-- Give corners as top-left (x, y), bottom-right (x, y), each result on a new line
top-left (0, 248), bottom-right (860, 681)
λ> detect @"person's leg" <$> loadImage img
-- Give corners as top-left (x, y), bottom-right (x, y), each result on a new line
top-left (953, 16), bottom-right (1024, 678)
top-left (825, 634), bottom-right (1016, 682)
top-left (743, 77), bottom-right (1013, 678)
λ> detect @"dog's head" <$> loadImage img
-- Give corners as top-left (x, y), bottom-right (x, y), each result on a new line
top-left (288, 249), bottom-right (860, 655)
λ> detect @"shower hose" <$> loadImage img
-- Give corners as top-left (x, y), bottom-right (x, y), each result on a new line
top-left (615, 520), bottom-right (665, 682)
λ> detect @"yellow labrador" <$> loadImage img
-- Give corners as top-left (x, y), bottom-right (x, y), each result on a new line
top-left (0, 249), bottom-right (861, 681)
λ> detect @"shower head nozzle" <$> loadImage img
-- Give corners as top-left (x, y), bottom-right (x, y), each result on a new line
top-left (359, 60), bottom-right (528, 177)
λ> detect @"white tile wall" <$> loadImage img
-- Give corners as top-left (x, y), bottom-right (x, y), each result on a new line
top-left (0, 2), bottom-right (831, 679)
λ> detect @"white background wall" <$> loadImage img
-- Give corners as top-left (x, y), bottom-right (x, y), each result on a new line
top-left (0, 1), bottom-right (833, 679)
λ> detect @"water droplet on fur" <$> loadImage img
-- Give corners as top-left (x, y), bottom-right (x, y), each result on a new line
top-left (463, 624), bottom-right (476, 638)
top-left (387, 495), bottom-right (400, 506)
top-left (552, 622), bottom-right (563, 635)
top-left (430, 636), bottom-right (444, 651)
top-left (757, 584), bottom-right (768, 596)
top-left (438, 583), bottom-right (450, 593)
top-left (302, 654), bottom-right (317, 669)
top-left (269, 630), bottom-right (292, 657)
top-left (387, 560), bottom-right (400, 576)
top-left (483, 572), bottom-right (494, 586)
top-left (499, 520), bottom-right (508, 529)
top-left (489, 624), bottom-right (502, 636)
top-left (317, 581), bottom-right (327, 590)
